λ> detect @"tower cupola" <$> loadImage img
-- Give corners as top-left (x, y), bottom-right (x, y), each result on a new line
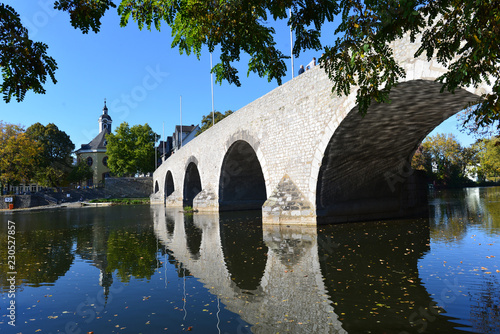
top-left (98, 99), bottom-right (112, 133)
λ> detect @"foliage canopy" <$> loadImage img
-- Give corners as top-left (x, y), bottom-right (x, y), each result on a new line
top-left (2, 1), bottom-right (499, 133)
top-left (196, 110), bottom-right (233, 136)
top-left (106, 122), bottom-right (159, 177)
top-left (0, 4), bottom-right (57, 102)
top-left (474, 137), bottom-right (500, 180)
top-left (0, 121), bottom-right (42, 188)
top-left (26, 122), bottom-right (75, 188)
top-left (412, 133), bottom-right (478, 186)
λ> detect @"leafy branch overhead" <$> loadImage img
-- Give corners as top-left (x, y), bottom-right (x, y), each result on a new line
top-left (2, 1), bottom-right (499, 132)
top-left (0, 4), bottom-right (57, 102)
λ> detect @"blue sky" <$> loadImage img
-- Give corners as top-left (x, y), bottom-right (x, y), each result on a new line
top-left (2, 1), bottom-right (475, 150)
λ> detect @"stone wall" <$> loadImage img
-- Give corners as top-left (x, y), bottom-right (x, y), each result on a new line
top-left (0, 195), bottom-right (49, 210)
top-left (152, 32), bottom-right (492, 225)
top-left (105, 177), bottom-right (152, 198)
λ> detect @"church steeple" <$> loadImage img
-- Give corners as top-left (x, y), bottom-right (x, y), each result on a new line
top-left (98, 99), bottom-right (112, 133)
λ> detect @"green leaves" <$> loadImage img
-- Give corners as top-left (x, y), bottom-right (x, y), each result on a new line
top-left (54, 0), bottom-right (116, 34)
top-left (4, 0), bottom-right (499, 136)
top-left (25, 122), bottom-right (75, 188)
top-left (106, 122), bottom-right (159, 176)
top-left (196, 110), bottom-right (233, 136)
top-left (0, 4), bottom-right (57, 102)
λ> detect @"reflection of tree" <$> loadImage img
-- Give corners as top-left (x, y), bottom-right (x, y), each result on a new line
top-left (468, 275), bottom-right (500, 333)
top-left (106, 229), bottom-right (159, 283)
top-left (0, 227), bottom-right (74, 291)
top-left (219, 212), bottom-right (267, 291)
top-left (429, 187), bottom-right (500, 241)
top-left (318, 220), bottom-right (464, 333)
top-left (480, 187), bottom-right (500, 235)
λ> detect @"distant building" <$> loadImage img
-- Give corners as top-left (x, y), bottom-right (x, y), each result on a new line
top-left (172, 124), bottom-right (200, 153)
top-left (74, 101), bottom-right (112, 186)
top-left (157, 136), bottom-right (173, 166)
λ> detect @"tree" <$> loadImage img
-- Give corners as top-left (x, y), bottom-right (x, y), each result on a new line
top-left (0, 3), bottom-right (57, 102)
top-left (0, 121), bottom-right (42, 193)
top-left (475, 137), bottom-right (500, 180)
top-left (412, 133), bottom-right (476, 186)
top-left (26, 122), bottom-right (75, 188)
top-left (196, 110), bottom-right (233, 136)
top-left (106, 122), bottom-right (159, 176)
top-left (68, 160), bottom-right (93, 184)
top-left (4, 2), bottom-right (499, 133)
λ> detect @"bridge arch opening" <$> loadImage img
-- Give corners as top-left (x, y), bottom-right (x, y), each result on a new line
top-left (316, 80), bottom-right (480, 223)
top-left (165, 171), bottom-right (174, 201)
top-left (154, 181), bottom-right (159, 193)
top-left (219, 140), bottom-right (267, 211)
top-left (183, 162), bottom-right (202, 207)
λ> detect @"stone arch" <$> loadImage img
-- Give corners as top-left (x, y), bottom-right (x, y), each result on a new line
top-left (219, 140), bottom-right (267, 211)
top-left (221, 131), bottom-right (271, 198)
top-left (154, 180), bottom-right (159, 193)
top-left (183, 161), bottom-right (202, 207)
top-left (164, 171), bottom-right (174, 201)
top-left (314, 79), bottom-right (481, 223)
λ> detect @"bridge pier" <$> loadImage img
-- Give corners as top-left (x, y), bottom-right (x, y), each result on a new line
top-left (262, 175), bottom-right (317, 225)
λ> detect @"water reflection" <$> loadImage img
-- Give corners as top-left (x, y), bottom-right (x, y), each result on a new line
top-left (318, 219), bottom-right (466, 333)
top-left (152, 206), bottom-right (346, 333)
top-left (429, 187), bottom-right (500, 242)
top-left (1, 188), bottom-right (499, 333)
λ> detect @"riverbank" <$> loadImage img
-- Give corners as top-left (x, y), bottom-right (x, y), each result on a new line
top-left (0, 197), bottom-right (150, 214)
top-left (89, 198), bottom-right (149, 205)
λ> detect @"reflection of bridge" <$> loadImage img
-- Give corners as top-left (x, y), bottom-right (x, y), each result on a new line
top-left (151, 206), bottom-right (468, 333)
top-left (151, 33), bottom-right (491, 225)
top-left (152, 205), bottom-right (346, 333)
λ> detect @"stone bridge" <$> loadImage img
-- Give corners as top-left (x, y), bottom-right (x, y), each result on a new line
top-left (151, 33), bottom-right (492, 225)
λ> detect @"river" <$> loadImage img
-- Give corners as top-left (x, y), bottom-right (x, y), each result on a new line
top-left (1, 187), bottom-right (499, 333)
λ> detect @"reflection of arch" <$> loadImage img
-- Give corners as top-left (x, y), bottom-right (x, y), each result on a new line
top-left (154, 180), bottom-right (159, 193)
top-left (315, 80), bottom-right (480, 222)
top-left (219, 140), bottom-right (267, 211)
top-left (184, 215), bottom-right (202, 260)
top-left (165, 171), bottom-right (174, 200)
top-left (183, 161), bottom-right (202, 207)
top-left (219, 212), bottom-right (268, 291)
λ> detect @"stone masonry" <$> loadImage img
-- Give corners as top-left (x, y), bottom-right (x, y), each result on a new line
top-left (152, 32), bottom-right (492, 225)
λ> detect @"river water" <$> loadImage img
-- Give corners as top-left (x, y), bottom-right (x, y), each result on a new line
top-left (1, 187), bottom-right (499, 333)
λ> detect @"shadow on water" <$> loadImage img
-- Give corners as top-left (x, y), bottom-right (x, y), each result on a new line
top-left (318, 218), bottom-right (470, 334)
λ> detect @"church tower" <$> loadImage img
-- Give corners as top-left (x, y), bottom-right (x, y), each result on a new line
top-left (75, 99), bottom-right (112, 186)
top-left (98, 100), bottom-right (112, 133)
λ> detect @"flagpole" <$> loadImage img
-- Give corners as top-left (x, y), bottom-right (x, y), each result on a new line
top-left (180, 96), bottom-right (183, 149)
top-left (290, 8), bottom-right (294, 78)
top-left (210, 53), bottom-right (215, 126)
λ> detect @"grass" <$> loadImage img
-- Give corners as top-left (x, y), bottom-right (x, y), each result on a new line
top-left (89, 198), bottom-right (150, 205)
